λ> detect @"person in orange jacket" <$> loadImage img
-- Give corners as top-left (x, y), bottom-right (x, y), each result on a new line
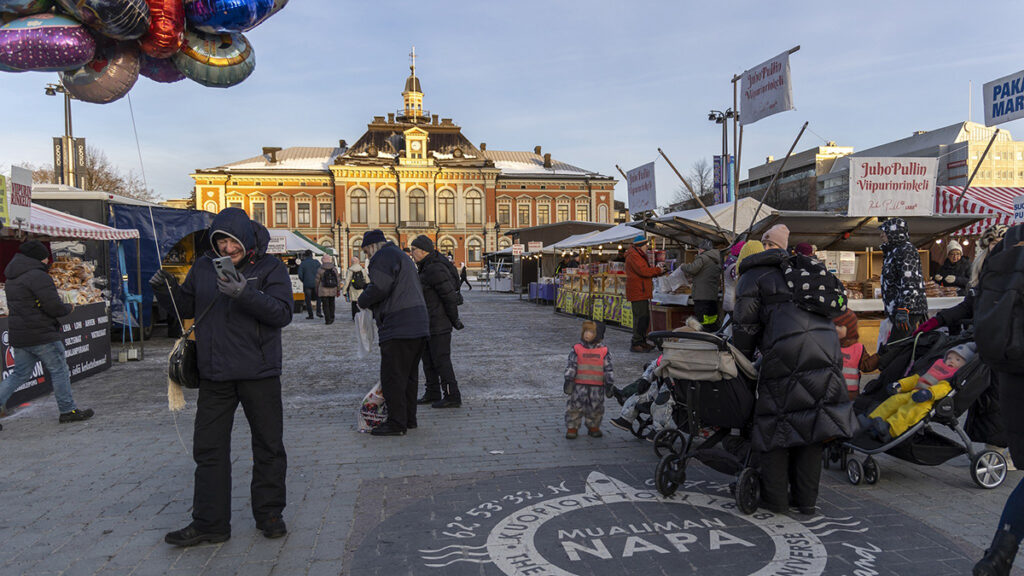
top-left (625, 235), bottom-right (666, 353)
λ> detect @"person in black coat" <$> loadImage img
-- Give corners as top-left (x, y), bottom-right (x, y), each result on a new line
top-left (0, 241), bottom-right (91, 428)
top-left (879, 218), bottom-right (928, 341)
top-left (733, 248), bottom-right (857, 515)
top-left (410, 236), bottom-right (464, 408)
top-left (459, 262), bottom-right (472, 291)
top-left (357, 230), bottom-right (430, 436)
top-left (933, 240), bottom-right (970, 296)
top-left (297, 250), bottom-right (321, 319)
top-left (151, 207), bottom-right (293, 547)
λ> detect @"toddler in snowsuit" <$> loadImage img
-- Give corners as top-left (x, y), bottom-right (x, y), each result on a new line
top-left (833, 310), bottom-right (879, 400)
top-left (564, 320), bottom-right (614, 439)
top-left (609, 355), bottom-right (676, 439)
top-left (862, 342), bottom-right (976, 441)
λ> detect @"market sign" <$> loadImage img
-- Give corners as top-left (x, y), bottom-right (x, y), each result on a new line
top-left (847, 157), bottom-right (937, 217)
top-left (527, 241), bottom-right (543, 252)
top-left (984, 68), bottom-right (1024, 126)
top-left (267, 236), bottom-right (288, 254)
top-left (511, 243), bottom-right (524, 257)
top-left (1014, 194), bottom-right (1024, 223)
top-left (740, 50), bottom-right (794, 125)
top-left (626, 161), bottom-right (657, 215)
top-left (8, 165), bottom-right (32, 229)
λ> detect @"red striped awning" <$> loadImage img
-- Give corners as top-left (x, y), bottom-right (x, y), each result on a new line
top-left (21, 203), bottom-right (140, 240)
top-left (934, 186), bottom-right (1020, 237)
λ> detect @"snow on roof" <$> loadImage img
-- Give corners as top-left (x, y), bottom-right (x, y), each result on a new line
top-left (210, 146), bottom-right (345, 172)
top-left (482, 150), bottom-right (611, 178)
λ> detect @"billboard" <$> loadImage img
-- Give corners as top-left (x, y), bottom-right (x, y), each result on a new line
top-left (847, 157), bottom-right (937, 216)
top-left (984, 69), bottom-right (1024, 127)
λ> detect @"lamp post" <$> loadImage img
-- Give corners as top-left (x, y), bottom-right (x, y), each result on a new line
top-left (45, 83), bottom-right (81, 187)
top-left (708, 109), bottom-right (736, 203)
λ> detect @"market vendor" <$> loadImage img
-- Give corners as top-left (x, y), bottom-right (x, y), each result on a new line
top-left (625, 235), bottom-right (666, 353)
top-left (679, 239), bottom-right (723, 331)
top-left (934, 240), bottom-right (970, 296)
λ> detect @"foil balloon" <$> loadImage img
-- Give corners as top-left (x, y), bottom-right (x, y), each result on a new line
top-left (139, 53), bottom-right (183, 82)
top-left (0, 0), bottom-right (52, 16)
top-left (54, 0), bottom-right (151, 40)
top-left (139, 0), bottom-right (184, 58)
top-left (183, 0), bottom-right (272, 33)
top-left (245, 0), bottom-right (285, 30)
top-left (0, 13), bottom-right (95, 72)
top-left (59, 40), bottom-right (140, 103)
top-left (172, 29), bottom-right (254, 88)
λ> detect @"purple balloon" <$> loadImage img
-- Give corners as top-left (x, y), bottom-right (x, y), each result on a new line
top-left (0, 13), bottom-right (95, 72)
top-left (140, 53), bottom-right (184, 83)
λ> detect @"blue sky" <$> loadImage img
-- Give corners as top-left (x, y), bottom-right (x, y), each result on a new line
top-left (2, 1), bottom-right (1022, 206)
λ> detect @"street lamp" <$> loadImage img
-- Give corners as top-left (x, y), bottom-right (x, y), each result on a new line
top-left (45, 82), bottom-right (78, 187)
top-left (708, 109), bottom-right (737, 202)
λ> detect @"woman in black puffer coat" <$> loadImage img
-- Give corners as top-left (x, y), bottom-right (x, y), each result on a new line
top-left (733, 248), bottom-right (857, 514)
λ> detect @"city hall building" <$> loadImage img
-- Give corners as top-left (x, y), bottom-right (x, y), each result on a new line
top-left (190, 61), bottom-right (617, 268)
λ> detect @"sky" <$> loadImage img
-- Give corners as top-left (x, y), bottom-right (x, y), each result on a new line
top-left (2, 0), bottom-right (1023, 207)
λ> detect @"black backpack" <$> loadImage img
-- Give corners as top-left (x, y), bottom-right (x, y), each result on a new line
top-left (778, 253), bottom-right (848, 319)
top-left (974, 236), bottom-right (1024, 374)
top-left (321, 268), bottom-right (339, 288)
top-left (350, 270), bottom-right (367, 290)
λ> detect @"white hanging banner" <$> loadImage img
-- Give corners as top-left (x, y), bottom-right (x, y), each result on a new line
top-left (984, 68), bottom-right (1024, 127)
top-left (847, 157), bottom-right (937, 216)
top-left (8, 165), bottom-right (32, 229)
top-left (626, 161), bottom-right (657, 214)
top-left (740, 50), bottom-right (795, 125)
top-left (1014, 194), bottom-right (1024, 223)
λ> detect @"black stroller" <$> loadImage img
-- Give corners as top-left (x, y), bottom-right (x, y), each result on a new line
top-left (824, 332), bottom-right (1009, 490)
top-left (645, 330), bottom-right (762, 514)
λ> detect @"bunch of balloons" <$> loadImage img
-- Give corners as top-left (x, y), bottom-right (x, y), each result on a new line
top-left (0, 0), bottom-right (287, 103)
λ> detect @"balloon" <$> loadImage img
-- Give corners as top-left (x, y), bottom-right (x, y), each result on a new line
top-left (183, 0), bottom-right (272, 33)
top-left (246, 0), bottom-right (285, 30)
top-left (0, 0), bottom-right (52, 16)
top-left (172, 28), bottom-right (253, 88)
top-left (54, 0), bottom-right (151, 40)
top-left (0, 13), bottom-right (95, 72)
top-left (0, 61), bottom-right (25, 72)
top-left (139, 0), bottom-right (184, 58)
top-left (139, 53), bottom-right (183, 82)
top-left (59, 40), bottom-right (140, 103)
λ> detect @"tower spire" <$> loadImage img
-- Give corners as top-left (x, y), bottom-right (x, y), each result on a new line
top-left (409, 46), bottom-right (416, 78)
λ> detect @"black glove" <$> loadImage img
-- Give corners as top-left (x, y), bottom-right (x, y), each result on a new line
top-left (886, 381), bottom-right (902, 396)
top-left (605, 384), bottom-right (615, 399)
top-left (217, 271), bottom-right (247, 299)
top-left (893, 308), bottom-right (911, 334)
top-left (149, 269), bottom-right (177, 293)
top-left (453, 319), bottom-right (464, 330)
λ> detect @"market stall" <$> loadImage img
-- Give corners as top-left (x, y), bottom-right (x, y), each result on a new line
top-left (1, 202), bottom-right (140, 407)
top-left (266, 229), bottom-right (326, 309)
top-left (551, 224), bottom-right (642, 325)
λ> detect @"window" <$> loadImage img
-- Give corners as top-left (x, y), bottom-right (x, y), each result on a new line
top-left (517, 204), bottom-right (530, 227)
top-left (252, 202), bottom-right (266, 224)
top-left (598, 204), bottom-right (608, 223)
top-left (466, 190), bottom-right (482, 224)
top-left (537, 204), bottom-right (550, 225)
top-left (439, 237), bottom-right (455, 256)
top-left (274, 202), bottom-right (288, 225)
top-left (409, 189), bottom-right (426, 221)
top-left (350, 190), bottom-right (367, 224)
top-left (497, 204), bottom-right (510, 226)
top-left (297, 202), bottom-right (311, 226)
top-left (228, 201), bottom-right (242, 210)
top-left (204, 200), bottom-right (217, 212)
top-left (575, 202), bottom-right (589, 221)
top-left (438, 190), bottom-right (455, 224)
top-left (467, 238), bottom-right (482, 262)
top-left (498, 238), bottom-right (512, 250)
top-left (319, 203), bottom-right (332, 226)
top-left (379, 190), bottom-right (396, 224)
top-left (556, 204), bottom-right (569, 222)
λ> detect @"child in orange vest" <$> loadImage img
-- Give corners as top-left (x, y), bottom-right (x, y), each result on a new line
top-left (833, 310), bottom-right (879, 400)
top-left (564, 320), bottom-right (615, 439)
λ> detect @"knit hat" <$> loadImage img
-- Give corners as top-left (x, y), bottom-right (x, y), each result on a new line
top-left (411, 235), bottom-right (434, 252)
top-left (581, 320), bottom-right (598, 341)
top-left (946, 342), bottom-right (977, 366)
top-left (632, 235), bottom-right (648, 245)
top-left (946, 240), bottom-right (963, 255)
top-left (979, 224), bottom-right (1009, 250)
top-left (794, 242), bottom-right (814, 257)
top-left (361, 229), bottom-right (386, 247)
top-left (761, 224), bottom-right (790, 250)
top-left (730, 241), bottom-right (746, 257)
top-left (698, 239), bottom-right (714, 252)
top-left (19, 240), bottom-right (49, 262)
top-left (737, 240), bottom-right (765, 268)
top-left (833, 309), bottom-right (859, 347)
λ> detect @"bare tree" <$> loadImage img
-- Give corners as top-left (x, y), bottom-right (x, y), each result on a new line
top-left (670, 158), bottom-right (715, 207)
top-left (17, 145), bottom-right (157, 202)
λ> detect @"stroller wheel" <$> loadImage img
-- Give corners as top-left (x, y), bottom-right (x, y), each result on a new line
top-left (847, 458), bottom-right (863, 485)
top-left (863, 457), bottom-right (879, 485)
top-left (735, 468), bottom-right (760, 515)
top-left (971, 450), bottom-right (1008, 489)
top-left (655, 454), bottom-right (685, 497)
top-left (653, 429), bottom-right (685, 458)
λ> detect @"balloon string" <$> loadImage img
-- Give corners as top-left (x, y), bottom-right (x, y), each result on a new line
top-left (126, 93), bottom-right (149, 191)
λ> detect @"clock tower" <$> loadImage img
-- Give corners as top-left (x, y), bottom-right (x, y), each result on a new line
top-left (401, 46), bottom-right (424, 122)
top-left (402, 127), bottom-right (430, 165)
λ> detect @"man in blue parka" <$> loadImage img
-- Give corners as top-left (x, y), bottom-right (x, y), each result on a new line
top-left (151, 207), bottom-right (293, 547)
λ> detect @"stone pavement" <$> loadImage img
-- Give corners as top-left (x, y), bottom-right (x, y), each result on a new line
top-left (0, 288), bottom-right (1020, 575)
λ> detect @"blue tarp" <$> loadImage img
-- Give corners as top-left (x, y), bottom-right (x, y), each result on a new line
top-left (109, 205), bottom-right (214, 329)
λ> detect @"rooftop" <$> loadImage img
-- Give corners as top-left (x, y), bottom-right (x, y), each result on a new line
top-left (203, 146), bottom-right (346, 173)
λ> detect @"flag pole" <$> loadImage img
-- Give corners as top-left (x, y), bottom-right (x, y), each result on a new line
top-left (953, 128), bottom-right (1000, 212)
top-left (745, 121), bottom-right (808, 235)
top-left (657, 149), bottom-right (731, 242)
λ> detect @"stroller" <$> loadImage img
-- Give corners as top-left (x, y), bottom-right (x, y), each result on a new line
top-left (824, 331), bottom-right (1009, 490)
top-left (645, 330), bottom-right (762, 514)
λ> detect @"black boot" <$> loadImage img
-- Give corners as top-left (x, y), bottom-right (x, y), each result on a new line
top-left (417, 391), bottom-right (442, 405)
top-left (974, 529), bottom-right (1020, 576)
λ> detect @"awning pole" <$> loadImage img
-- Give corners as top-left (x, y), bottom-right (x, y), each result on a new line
top-left (953, 128), bottom-right (1000, 212)
top-left (745, 121), bottom-right (808, 236)
top-left (657, 149), bottom-right (731, 243)
top-left (136, 236), bottom-right (144, 359)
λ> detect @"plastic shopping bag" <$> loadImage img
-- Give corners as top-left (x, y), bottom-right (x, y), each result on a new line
top-left (357, 380), bottom-right (387, 432)
top-left (355, 308), bottom-right (377, 358)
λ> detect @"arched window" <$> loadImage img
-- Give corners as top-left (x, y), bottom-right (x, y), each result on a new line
top-left (498, 238), bottom-right (512, 250)
top-left (204, 200), bottom-right (218, 212)
top-left (466, 190), bottom-right (482, 224)
top-left (438, 190), bottom-right (455, 224)
top-left (467, 237), bottom-right (483, 263)
top-left (350, 189), bottom-right (367, 224)
top-left (379, 189), bottom-right (396, 224)
top-left (439, 237), bottom-right (456, 256)
top-left (598, 204), bottom-right (608, 223)
top-left (409, 189), bottom-right (426, 222)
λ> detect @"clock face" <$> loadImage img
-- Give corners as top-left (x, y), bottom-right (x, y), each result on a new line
top-left (411, 140), bottom-right (422, 151)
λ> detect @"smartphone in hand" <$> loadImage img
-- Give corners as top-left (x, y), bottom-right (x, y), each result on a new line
top-left (212, 256), bottom-right (237, 281)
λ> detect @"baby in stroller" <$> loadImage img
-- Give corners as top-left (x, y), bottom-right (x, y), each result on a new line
top-left (860, 342), bottom-right (976, 442)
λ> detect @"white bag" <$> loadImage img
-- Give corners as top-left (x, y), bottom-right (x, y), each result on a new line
top-left (877, 318), bottom-right (892, 349)
top-left (357, 380), bottom-right (387, 432)
top-left (355, 308), bottom-right (377, 358)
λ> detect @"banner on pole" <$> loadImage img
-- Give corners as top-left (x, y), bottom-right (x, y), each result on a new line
top-left (847, 157), bottom-right (937, 216)
top-left (727, 156), bottom-right (736, 202)
top-left (9, 166), bottom-right (32, 229)
top-left (984, 69), bottom-right (1024, 127)
top-left (626, 161), bottom-right (657, 214)
top-left (1014, 194), bottom-right (1024, 223)
top-left (713, 155), bottom-right (735, 204)
top-left (0, 174), bottom-right (7, 227)
top-left (740, 51), bottom-right (794, 125)
top-left (713, 156), bottom-right (724, 204)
